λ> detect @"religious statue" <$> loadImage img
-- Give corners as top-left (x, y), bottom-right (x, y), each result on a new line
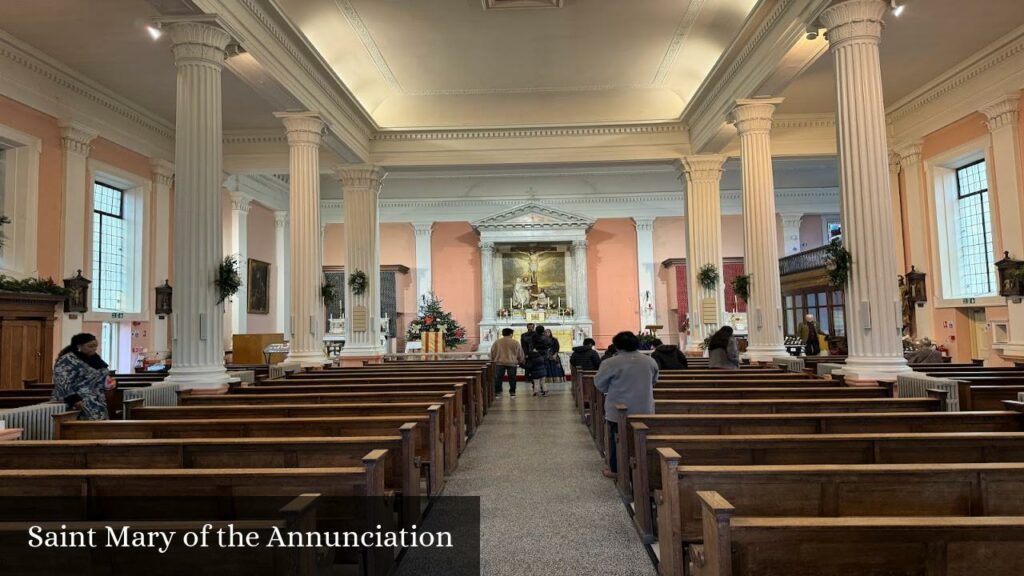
top-left (514, 247), bottom-right (557, 285)
top-left (513, 275), bottom-right (534, 309)
top-left (531, 290), bottom-right (551, 309)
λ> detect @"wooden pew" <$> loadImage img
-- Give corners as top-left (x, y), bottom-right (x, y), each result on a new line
top-left (52, 412), bottom-right (445, 496)
top-left (649, 397), bottom-right (941, 415)
top-left (124, 400), bottom-right (459, 476)
top-left (0, 434), bottom-right (420, 529)
top-left (656, 449), bottom-right (1024, 546)
top-left (653, 386), bottom-right (892, 400)
top-left (0, 495), bottom-right (323, 575)
top-left (683, 491), bottom-right (1024, 576)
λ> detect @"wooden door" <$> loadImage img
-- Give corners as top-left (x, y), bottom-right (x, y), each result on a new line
top-left (969, 309), bottom-right (991, 362)
top-left (0, 320), bottom-right (44, 389)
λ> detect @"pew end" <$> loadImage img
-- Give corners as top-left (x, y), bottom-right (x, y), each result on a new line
top-left (655, 448), bottom-right (684, 575)
top-left (691, 491), bottom-right (735, 576)
top-left (122, 397), bottom-right (145, 419)
top-left (926, 388), bottom-right (951, 411)
top-left (50, 411), bottom-right (81, 440)
top-left (1003, 400), bottom-right (1024, 413)
top-left (614, 404), bottom-right (630, 497)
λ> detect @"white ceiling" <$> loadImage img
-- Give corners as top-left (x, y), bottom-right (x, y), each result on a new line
top-left (779, 0), bottom-right (1024, 114)
top-left (0, 0), bottom-right (282, 130)
top-left (275, 0), bottom-right (758, 128)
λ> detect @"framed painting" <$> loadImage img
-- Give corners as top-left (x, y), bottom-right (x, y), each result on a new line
top-left (247, 258), bottom-right (270, 314)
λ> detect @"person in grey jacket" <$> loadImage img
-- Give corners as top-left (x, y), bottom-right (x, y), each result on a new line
top-left (594, 331), bottom-right (658, 479)
top-left (707, 326), bottom-right (740, 369)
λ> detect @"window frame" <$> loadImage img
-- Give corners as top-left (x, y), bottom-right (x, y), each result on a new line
top-left (0, 123), bottom-right (41, 279)
top-left (92, 181), bottom-right (128, 312)
top-left (952, 159), bottom-right (994, 296)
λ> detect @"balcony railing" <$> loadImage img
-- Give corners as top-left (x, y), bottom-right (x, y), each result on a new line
top-left (779, 245), bottom-right (829, 276)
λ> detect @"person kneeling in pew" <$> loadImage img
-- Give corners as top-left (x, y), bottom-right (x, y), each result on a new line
top-left (595, 331), bottom-right (658, 479)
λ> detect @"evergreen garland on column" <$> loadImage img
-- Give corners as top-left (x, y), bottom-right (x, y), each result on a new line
top-left (405, 291), bottom-right (468, 349)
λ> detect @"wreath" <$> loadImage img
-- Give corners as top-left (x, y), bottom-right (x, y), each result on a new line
top-left (697, 264), bottom-right (720, 291)
top-left (321, 280), bottom-right (339, 307)
top-left (215, 255), bottom-right (242, 304)
top-left (348, 269), bottom-right (368, 296)
top-left (824, 238), bottom-right (852, 288)
top-left (731, 274), bottom-right (751, 303)
top-left (0, 274), bottom-right (69, 296)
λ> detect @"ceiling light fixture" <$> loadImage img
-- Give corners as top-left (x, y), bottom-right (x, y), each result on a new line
top-left (890, 1), bottom-right (905, 16)
top-left (146, 25), bottom-right (163, 40)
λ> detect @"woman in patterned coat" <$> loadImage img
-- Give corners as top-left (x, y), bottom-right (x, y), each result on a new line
top-left (51, 333), bottom-right (113, 420)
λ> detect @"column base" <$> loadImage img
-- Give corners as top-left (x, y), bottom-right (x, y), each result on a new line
top-left (164, 365), bottom-right (236, 391)
top-left (995, 342), bottom-right (1024, 360)
top-left (337, 354), bottom-right (385, 367)
top-left (838, 356), bottom-right (912, 382)
top-left (286, 350), bottom-right (330, 369)
top-left (742, 345), bottom-right (789, 363)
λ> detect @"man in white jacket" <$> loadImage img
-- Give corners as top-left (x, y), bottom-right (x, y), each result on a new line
top-left (594, 331), bottom-right (658, 479)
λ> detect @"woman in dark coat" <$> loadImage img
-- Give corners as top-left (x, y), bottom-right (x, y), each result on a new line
top-left (51, 333), bottom-right (113, 420)
top-left (543, 328), bottom-right (564, 383)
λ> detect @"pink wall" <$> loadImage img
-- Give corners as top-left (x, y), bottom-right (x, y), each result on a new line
top-left (588, 218), bottom-right (639, 347)
top-left (721, 215), bottom-right (745, 257)
top-left (800, 215), bottom-right (825, 250)
top-left (246, 203), bottom-right (277, 333)
top-left (432, 222), bottom-right (481, 351)
top-left (324, 223), bottom-right (346, 266)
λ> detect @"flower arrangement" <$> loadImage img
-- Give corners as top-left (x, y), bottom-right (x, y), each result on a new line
top-left (0, 274), bottom-right (70, 296)
top-left (560, 307), bottom-right (574, 317)
top-left (697, 264), bottom-right (720, 291)
top-left (348, 269), bottom-right (368, 296)
top-left (824, 238), bottom-right (852, 288)
top-left (679, 315), bottom-right (690, 334)
top-left (497, 308), bottom-right (512, 318)
top-left (731, 274), bottom-right (751, 303)
top-left (638, 332), bottom-right (659, 350)
top-left (405, 291), bottom-right (468, 349)
top-left (698, 336), bottom-right (712, 351)
top-left (321, 280), bottom-right (339, 307)
top-left (214, 255), bottom-right (242, 304)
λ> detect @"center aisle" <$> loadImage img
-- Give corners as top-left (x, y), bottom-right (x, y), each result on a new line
top-left (443, 384), bottom-right (656, 576)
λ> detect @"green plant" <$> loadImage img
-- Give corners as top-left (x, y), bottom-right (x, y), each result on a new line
top-left (731, 274), bottom-right (751, 302)
top-left (214, 255), bottom-right (242, 304)
top-left (698, 336), bottom-right (712, 351)
top-left (348, 269), bottom-right (368, 296)
top-left (321, 280), bottom-right (339, 307)
top-left (0, 215), bottom-right (9, 249)
top-left (405, 291), bottom-right (467, 349)
top-left (697, 264), bottom-right (720, 291)
top-left (824, 238), bottom-right (852, 288)
top-left (0, 274), bottom-right (69, 296)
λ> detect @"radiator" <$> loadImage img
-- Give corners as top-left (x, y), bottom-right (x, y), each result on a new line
top-left (228, 370), bottom-right (255, 385)
top-left (773, 356), bottom-right (804, 373)
top-left (123, 381), bottom-right (181, 407)
top-left (0, 401), bottom-right (68, 440)
top-left (896, 373), bottom-right (960, 412)
top-left (817, 363), bottom-right (845, 378)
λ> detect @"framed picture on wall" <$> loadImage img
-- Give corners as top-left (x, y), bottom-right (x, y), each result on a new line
top-left (247, 258), bottom-right (270, 314)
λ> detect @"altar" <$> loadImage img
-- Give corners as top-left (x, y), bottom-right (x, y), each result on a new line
top-left (472, 203), bottom-right (594, 348)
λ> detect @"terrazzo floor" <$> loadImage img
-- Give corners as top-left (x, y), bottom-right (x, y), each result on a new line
top-left (436, 383), bottom-right (657, 576)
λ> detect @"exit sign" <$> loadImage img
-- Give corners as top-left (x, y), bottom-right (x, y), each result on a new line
top-left (111, 313), bottom-right (125, 319)
top-left (961, 298), bottom-right (976, 305)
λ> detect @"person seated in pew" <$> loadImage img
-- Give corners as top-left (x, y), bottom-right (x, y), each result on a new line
top-left (570, 338), bottom-right (602, 371)
top-left (650, 339), bottom-right (688, 370)
top-left (490, 328), bottom-right (525, 398)
top-left (707, 326), bottom-right (740, 370)
top-left (600, 343), bottom-right (618, 362)
top-left (908, 337), bottom-right (944, 364)
top-left (595, 331), bottom-right (658, 479)
top-left (50, 333), bottom-right (114, 420)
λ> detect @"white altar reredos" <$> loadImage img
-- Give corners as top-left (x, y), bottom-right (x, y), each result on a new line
top-left (473, 203), bottom-right (594, 350)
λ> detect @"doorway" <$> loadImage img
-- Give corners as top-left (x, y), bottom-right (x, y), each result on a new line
top-left (968, 309), bottom-right (990, 363)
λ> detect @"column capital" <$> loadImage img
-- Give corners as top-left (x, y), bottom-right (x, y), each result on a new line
top-left (229, 191), bottom-right (252, 214)
top-left (894, 141), bottom-right (924, 168)
top-left (728, 98), bottom-right (784, 135)
top-left (163, 20), bottom-right (232, 68)
top-left (780, 213), bottom-right (804, 227)
top-left (572, 238), bottom-right (589, 250)
top-left (151, 159), bottom-right (175, 187)
top-left (819, 0), bottom-right (886, 48)
top-left (412, 222), bottom-right (434, 237)
top-left (677, 155), bottom-right (726, 183)
top-left (888, 149), bottom-right (902, 176)
top-left (275, 112), bottom-right (326, 146)
top-left (58, 121), bottom-right (98, 157)
top-left (479, 240), bottom-right (495, 252)
top-left (274, 210), bottom-right (289, 228)
top-left (633, 216), bottom-right (656, 232)
top-left (980, 93), bottom-right (1020, 132)
top-left (337, 164), bottom-right (385, 192)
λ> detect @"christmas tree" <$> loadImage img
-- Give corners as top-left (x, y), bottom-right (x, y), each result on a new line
top-left (405, 291), bottom-right (468, 349)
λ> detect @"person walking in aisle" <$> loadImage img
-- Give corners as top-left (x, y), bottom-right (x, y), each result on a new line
top-left (490, 327), bottom-right (525, 398)
top-left (543, 328), bottom-right (564, 383)
top-left (594, 331), bottom-right (658, 479)
top-left (524, 349), bottom-right (548, 396)
top-left (799, 313), bottom-right (821, 356)
top-left (707, 326), bottom-right (740, 369)
top-left (519, 323), bottom-right (536, 384)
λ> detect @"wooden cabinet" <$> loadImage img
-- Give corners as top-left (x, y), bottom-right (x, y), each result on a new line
top-left (0, 293), bottom-right (62, 390)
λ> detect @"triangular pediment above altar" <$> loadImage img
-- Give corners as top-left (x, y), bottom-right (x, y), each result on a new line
top-left (472, 203), bottom-right (594, 232)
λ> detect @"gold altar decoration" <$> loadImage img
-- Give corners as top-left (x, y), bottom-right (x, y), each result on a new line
top-left (502, 247), bottom-right (567, 311)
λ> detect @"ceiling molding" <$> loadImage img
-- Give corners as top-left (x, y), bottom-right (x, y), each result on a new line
top-left (0, 29), bottom-right (175, 159)
top-left (372, 122), bottom-right (687, 141)
top-left (223, 129), bottom-right (288, 145)
top-left (334, 0), bottom-right (402, 91)
top-left (652, 0), bottom-right (707, 85)
top-left (773, 113), bottom-right (834, 129)
top-left (223, 173), bottom-right (289, 211)
top-left (385, 164), bottom-right (675, 180)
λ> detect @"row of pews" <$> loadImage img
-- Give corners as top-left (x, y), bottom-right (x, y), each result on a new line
top-left (0, 359), bottom-right (493, 575)
top-left (575, 364), bottom-right (1024, 576)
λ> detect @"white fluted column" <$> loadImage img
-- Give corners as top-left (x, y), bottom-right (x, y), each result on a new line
top-left (634, 217), bottom-right (657, 328)
top-left (780, 213), bottom-right (803, 255)
top-left (981, 94), bottom-right (1024, 358)
top-left (164, 21), bottom-right (233, 389)
top-left (572, 239), bottom-right (591, 322)
top-left (58, 121), bottom-right (97, 343)
top-left (274, 210), bottom-right (290, 335)
top-left (277, 112), bottom-right (327, 367)
top-left (820, 0), bottom-right (909, 379)
top-left (480, 241), bottom-right (496, 322)
top-left (228, 190), bottom-right (251, 337)
top-left (679, 155), bottom-right (727, 353)
top-left (337, 165), bottom-right (385, 360)
top-left (895, 142), bottom-right (933, 339)
top-left (729, 98), bottom-right (787, 361)
top-left (413, 222), bottom-right (433, 304)
top-left (151, 159), bottom-right (174, 353)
